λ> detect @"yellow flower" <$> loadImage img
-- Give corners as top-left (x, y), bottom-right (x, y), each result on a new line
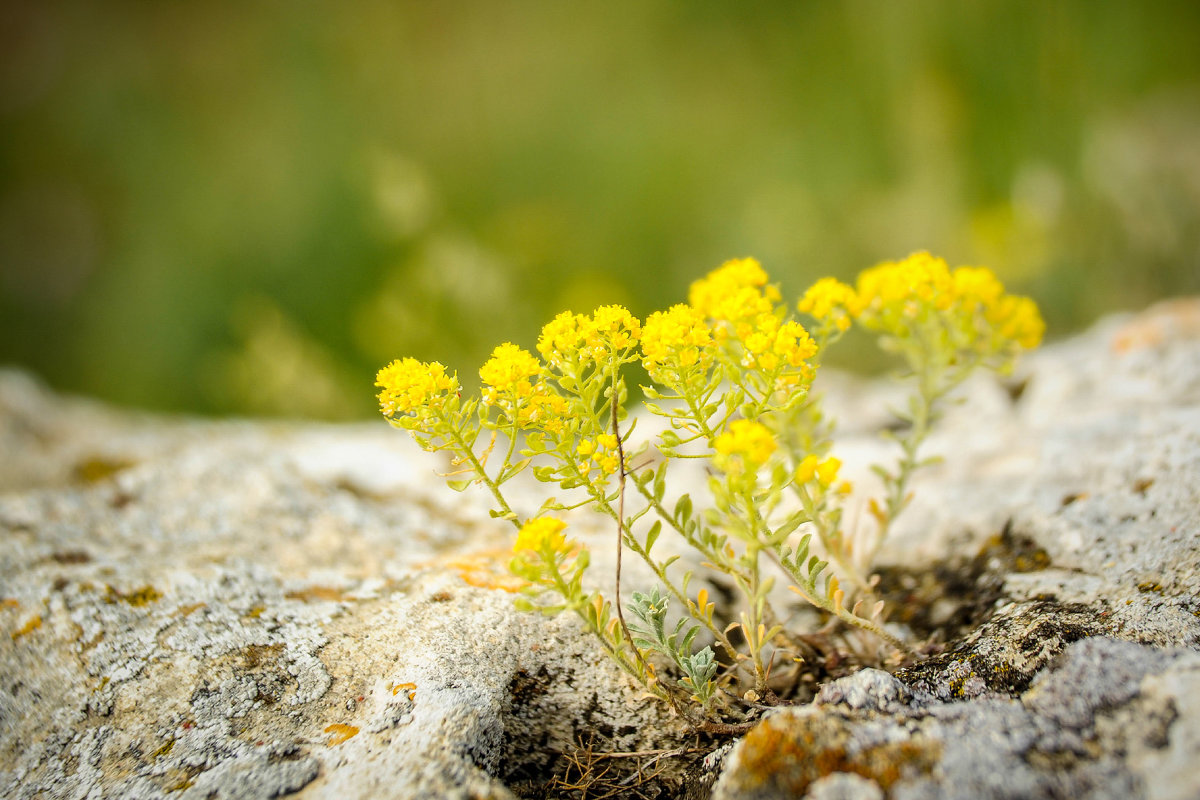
top-left (773, 320), bottom-right (818, 368)
top-left (856, 252), bottom-right (1043, 357)
top-left (714, 420), bottom-right (777, 474)
top-left (519, 384), bottom-right (570, 433)
top-left (376, 358), bottom-right (458, 417)
top-left (641, 304), bottom-right (715, 377)
top-left (588, 305), bottom-right (641, 355)
top-left (816, 456), bottom-right (841, 487)
top-left (734, 315), bottom-right (817, 374)
top-left (479, 343), bottom-right (541, 405)
top-left (689, 257), bottom-right (781, 324)
top-left (794, 454), bottom-right (819, 484)
top-left (577, 433), bottom-right (621, 476)
top-left (537, 311), bottom-right (594, 370)
top-left (989, 294), bottom-right (1045, 350)
top-left (795, 454), bottom-right (841, 489)
top-left (856, 251), bottom-right (954, 317)
top-left (513, 517), bottom-right (568, 555)
top-left (951, 266), bottom-right (1004, 309)
top-left (537, 306), bottom-right (640, 369)
top-left (797, 278), bottom-right (862, 332)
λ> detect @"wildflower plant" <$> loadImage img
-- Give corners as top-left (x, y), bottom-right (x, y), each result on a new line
top-left (375, 252), bottom-right (1043, 726)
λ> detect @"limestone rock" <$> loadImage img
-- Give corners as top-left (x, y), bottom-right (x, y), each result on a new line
top-left (2, 298), bottom-right (1199, 799)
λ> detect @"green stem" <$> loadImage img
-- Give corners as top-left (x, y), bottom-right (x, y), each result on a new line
top-left (443, 415), bottom-right (520, 528)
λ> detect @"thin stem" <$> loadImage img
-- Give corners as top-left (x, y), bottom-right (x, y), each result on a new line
top-left (609, 368), bottom-right (649, 678)
top-left (443, 414), bottom-right (520, 528)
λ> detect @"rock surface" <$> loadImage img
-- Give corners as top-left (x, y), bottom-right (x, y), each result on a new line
top-left (2, 298), bottom-right (1199, 799)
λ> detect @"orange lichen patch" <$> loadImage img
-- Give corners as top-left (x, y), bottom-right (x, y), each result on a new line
top-left (73, 456), bottom-right (136, 484)
top-left (11, 614), bottom-right (41, 640)
top-left (436, 549), bottom-right (526, 593)
top-left (104, 584), bottom-right (162, 607)
top-left (2, 598), bottom-right (18, 609)
top-left (1112, 297), bottom-right (1200, 352)
top-left (733, 713), bottom-right (940, 796)
top-left (390, 682), bottom-right (417, 700)
top-left (175, 603), bottom-right (206, 618)
top-left (246, 605), bottom-right (266, 618)
top-left (324, 723), bottom-right (359, 745)
top-left (286, 586), bottom-right (346, 603)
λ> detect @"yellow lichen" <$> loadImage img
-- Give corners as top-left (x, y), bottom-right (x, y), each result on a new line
top-left (104, 585), bottom-right (162, 607)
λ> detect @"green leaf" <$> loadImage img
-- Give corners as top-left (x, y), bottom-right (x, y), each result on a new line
top-left (773, 515), bottom-right (804, 540)
top-left (675, 494), bottom-right (693, 524)
top-left (653, 461), bottom-right (668, 501)
top-left (645, 521), bottom-right (662, 554)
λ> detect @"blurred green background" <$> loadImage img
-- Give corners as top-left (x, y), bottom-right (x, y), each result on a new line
top-left (2, 1), bottom-right (1199, 419)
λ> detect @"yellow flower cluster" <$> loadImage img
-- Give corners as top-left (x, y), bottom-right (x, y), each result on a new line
top-left (688, 257), bottom-right (781, 325)
top-left (576, 433), bottom-right (621, 477)
top-left (988, 294), bottom-right (1045, 350)
top-left (479, 343), bottom-right (540, 405)
top-left (795, 454), bottom-right (843, 489)
top-left (857, 251), bottom-right (955, 315)
top-left (513, 516), bottom-right (569, 555)
top-left (713, 419), bottom-right (777, 476)
top-left (797, 277), bottom-right (862, 333)
top-left (537, 311), bottom-right (592, 370)
top-left (375, 357), bottom-right (458, 417)
top-left (589, 305), bottom-right (641, 354)
top-left (477, 342), bottom-right (572, 433)
top-left (640, 304), bottom-right (715, 381)
top-left (537, 306), bottom-right (641, 369)
top-left (519, 387), bottom-right (570, 435)
top-left (855, 251), bottom-right (1045, 353)
top-left (738, 316), bottom-right (818, 373)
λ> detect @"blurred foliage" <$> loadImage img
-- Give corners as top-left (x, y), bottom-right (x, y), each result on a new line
top-left (1, 0), bottom-right (1198, 418)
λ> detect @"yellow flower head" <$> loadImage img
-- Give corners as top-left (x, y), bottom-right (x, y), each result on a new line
top-left (513, 517), bottom-right (569, 555)
top-left (794, 454), bottom-right (841, 489)
top-left (856, 251), bottom-right (954, 318)
top-left (376, 358), bottom-right (458, 417)
top-left (588, 305), bottom-right (641, 353)
top-left (797, 278), bottom-right (862, 332)
top-left (773, 320), bottom-right (818, 368)
top-left (577, 432), bottom-right (621, 477)
top-left (479, 343), bottom-right (541, 405)
top-left (989, 294), bottom-right (1045, 350)
top-left (538, 306), bottom-right (641, 369)
top-left (951, 266), bottom-right (1004, 309)
top-left (689, 257), bottom-right (781, 324)
top-left (518, 383), bottom-right (570, 434)
top-left (713, 419), bottom-right (777, 475)
top-left (641, 304), bottom-right (715, 379)
top-left (537, 311), bottom-right (594, 370)
top-left (855, 252), bottom-right (1044, 358)
top-left (735, 315), bottom-right (817, 374)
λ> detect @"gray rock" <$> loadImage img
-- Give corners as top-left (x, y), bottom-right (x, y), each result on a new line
top-left (0, 373), bottom-right (683, 799)
top-left (715, 638), bottom-right (1200, 800)
top-left (2, 298), bottom-right (1199, 799)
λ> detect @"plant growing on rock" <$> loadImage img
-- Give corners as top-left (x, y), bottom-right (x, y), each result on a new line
top-left (375, 252), bottom-right (1043, 726)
